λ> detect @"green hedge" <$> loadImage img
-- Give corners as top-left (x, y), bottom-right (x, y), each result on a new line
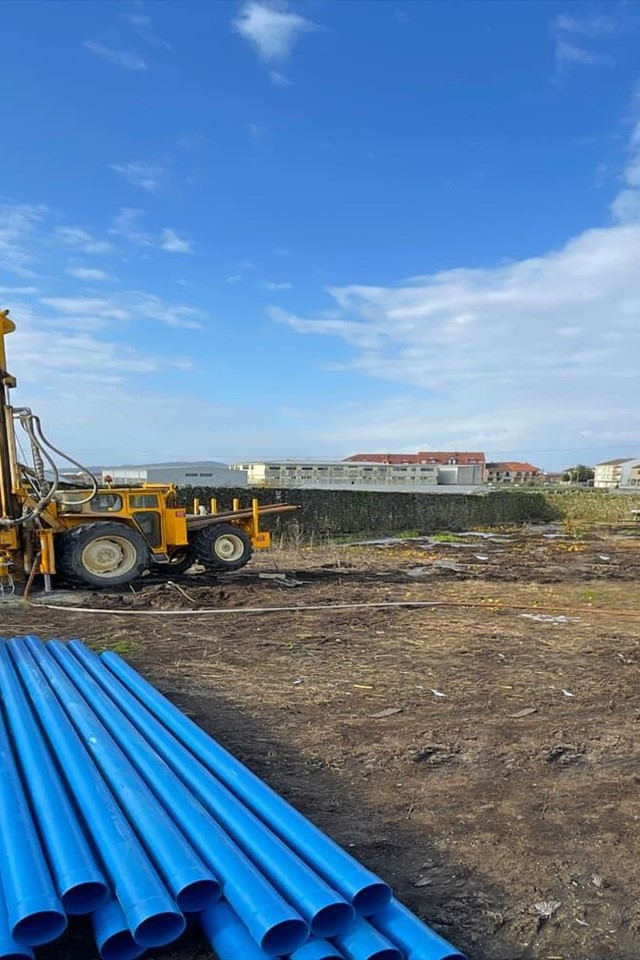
top-left (176, 486), bottom-right (557, 538)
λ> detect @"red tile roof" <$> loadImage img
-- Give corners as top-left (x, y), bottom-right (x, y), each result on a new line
top-left (345, 451), bottom-right (486, 465)
top-left (486, 461), bottom-right (541, 473)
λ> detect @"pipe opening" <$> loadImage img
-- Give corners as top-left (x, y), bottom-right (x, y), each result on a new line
top-left (352, 883), bottom-right (392, 916)
top-left (100, 930), bottom-right (145, 960)
top-left (261, 918), bottom-right (309, 956)
top-left (13, 910), bottom-right (67, 947)
top-left (176, 879), bottom-right (221, 913)
top-left (310, 902), bottom-right (355, 939)
top-left (366, 950), bottom-right (402, 960)
top-left (62, 881), bottom-right (110, 916)
top-left (133, 911), bottom-right (185, 948)
top-left (2, 954), bottom-right (34, 960)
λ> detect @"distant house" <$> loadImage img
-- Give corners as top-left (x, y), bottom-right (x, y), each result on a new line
top-left (486, 461), bottom-right (542, 484)
top-left (344, 451), bottom-right (486, 485)
top-left (102, 462), bottom-right (246, 487)
top-left (594, 457), bottom-right (640, 489)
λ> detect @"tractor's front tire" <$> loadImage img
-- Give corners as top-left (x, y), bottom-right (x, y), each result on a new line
top-left (193, 523), bottom-right (253, 572)
top-left (56, 522), bottom-right (149, 588)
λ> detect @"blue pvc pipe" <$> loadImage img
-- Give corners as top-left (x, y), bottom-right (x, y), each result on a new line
top-left (0, 642), bottom-right (108, 916)
top-left (0, 663), bottom-right (66, 946)
top-left (71, 642), bottom-right (353, 940)
top-left (373, 899), bottom-right (466, 960)
top-left (7, 638), bottom-right (185, 949)
top-left (92, 899), bottom-right (146, 960)
top-left (0, 879), bottom-right (34, 960)
top-left (23, 636), bottom-right (219, 916)
top-left (199, 900), bottom-right (273, 960)
top-left (292, 939), bottom-right (344, 960)
top-left (332, 918), bottom-right (401, 960)
top-left (101, 651), bottom-right (390, 916)
top-left (53, 641), bottom-right (308, 957)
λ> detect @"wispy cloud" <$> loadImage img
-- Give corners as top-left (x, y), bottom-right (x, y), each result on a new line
top-left (84, 41), bottom-right (147, 71)
top-left (232, 2), bottom-right (317, 61)
top-left (54, 226), bottom-right (113, 255)
top-left (612, 117), bottom-right (640, 224)
top-left (65, 266), bottom-right (114, 282)
top-left (160, 229), bottom-right (192, 254)
top-left (552, 13), bottom-right (617, 38)
top-left (269, 70), bottom-right (292, 87)
top-left (122, 11), bottom-right (171, 50)
top-left (551, 12), bottom-right (615, 74)
top-left (226, 274), bottom-right (242, 284)
top-left (110, 160), bottom-right (167, 192)
top-left (109, 209), bottom-right (193, 253)
top-left (0, 203), bottom-right (48, 277)
top-left (265, 281), bottom-right (292, 290)
top-left (41, 292), bottom-right (204, 330)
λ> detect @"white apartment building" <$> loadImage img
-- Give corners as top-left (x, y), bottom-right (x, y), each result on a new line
top-left (594, 458), bottom-right (640, 489)
top-left (230, 460), bottom-right (439, 488)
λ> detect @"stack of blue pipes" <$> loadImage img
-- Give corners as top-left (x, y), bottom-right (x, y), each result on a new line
top-left (0, 635), bottom-right (466, 960)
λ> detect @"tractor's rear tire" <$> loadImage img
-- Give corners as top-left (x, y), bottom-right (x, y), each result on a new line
top-left (56, 522), bottom-right (149, 588)
top-left (194, 523), bottom-right (253, 572)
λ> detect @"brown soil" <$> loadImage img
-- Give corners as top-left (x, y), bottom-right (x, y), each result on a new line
top-left (8, 525), bottom-right (640, 960)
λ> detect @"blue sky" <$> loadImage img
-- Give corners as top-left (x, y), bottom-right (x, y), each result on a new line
top-left (1, 0), bottom-right (639, 469)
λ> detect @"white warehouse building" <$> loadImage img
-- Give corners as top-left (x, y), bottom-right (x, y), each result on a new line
top-left (102, 461), bottom-right (247, 487)
top-left (230, 460), bottom-right (439, 488)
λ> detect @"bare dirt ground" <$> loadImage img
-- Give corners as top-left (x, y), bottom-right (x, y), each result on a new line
top-left (7, 524), bottom-right (640, 960)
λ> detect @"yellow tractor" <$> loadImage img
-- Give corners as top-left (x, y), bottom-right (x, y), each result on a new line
top-left (0, 308), bottom-right (296, 591)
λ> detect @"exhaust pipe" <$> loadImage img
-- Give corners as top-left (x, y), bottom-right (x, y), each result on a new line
top-left (7, 638), bottom-right (185, 949)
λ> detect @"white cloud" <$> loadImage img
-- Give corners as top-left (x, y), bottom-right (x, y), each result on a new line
top-left (612, 121), bottom-right (640, 224)
top-left (0, 286), bottom-right (38, 295)
top-left (274, 219), bottom-right (640, 455)
top-left (160, 228), bottom-right (193, 254)
top-left (232, 2), bottom-right (316, 60)
top-left (122, 12), bottom-right (171, 50)
top-left (109, 209), bottom-right (193, 253)
top-left (265, 281), bottom-right (292, 290)
top-left (40, 292), bottom-right (204, 330)
top-left (110, 160), bottom-right (167, 192)
top-left (226, 274), bottom-right (242, 284)
top-left (84, 41), bottom-right (147, 71)
top-left (552, 13), bottom-right (617, 37)
top-left (269, 70), bottom-right (292, 87)
top-left (0, 204), bottom-right (47, 277)
top-left (65, 267), bottom-right (113, 282)
top-left (54, 226), bottom-right (113, 255)
top-left (551, 14), bottom-right (615, 74)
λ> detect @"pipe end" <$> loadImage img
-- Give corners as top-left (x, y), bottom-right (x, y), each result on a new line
top-left (261, 918), bottom-right (309, 956)
top-left (352, 882), bottom-right (392, 916)
top-left (310, 902), bottom-right (355, 939)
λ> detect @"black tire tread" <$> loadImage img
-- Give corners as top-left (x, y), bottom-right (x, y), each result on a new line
top-left (193, 523), bottom-right (253, 571)
top-left (56, 521), bottom-right (149, 588)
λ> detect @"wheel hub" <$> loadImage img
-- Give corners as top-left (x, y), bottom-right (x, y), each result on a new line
top-left (81, 537), bottom-right (137, 577)
top-left (214, 535), bottom-right (243, 561)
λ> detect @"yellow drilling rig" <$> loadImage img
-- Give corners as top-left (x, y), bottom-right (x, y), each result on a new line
top-left (0, 308), bottom-right (296, 591)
